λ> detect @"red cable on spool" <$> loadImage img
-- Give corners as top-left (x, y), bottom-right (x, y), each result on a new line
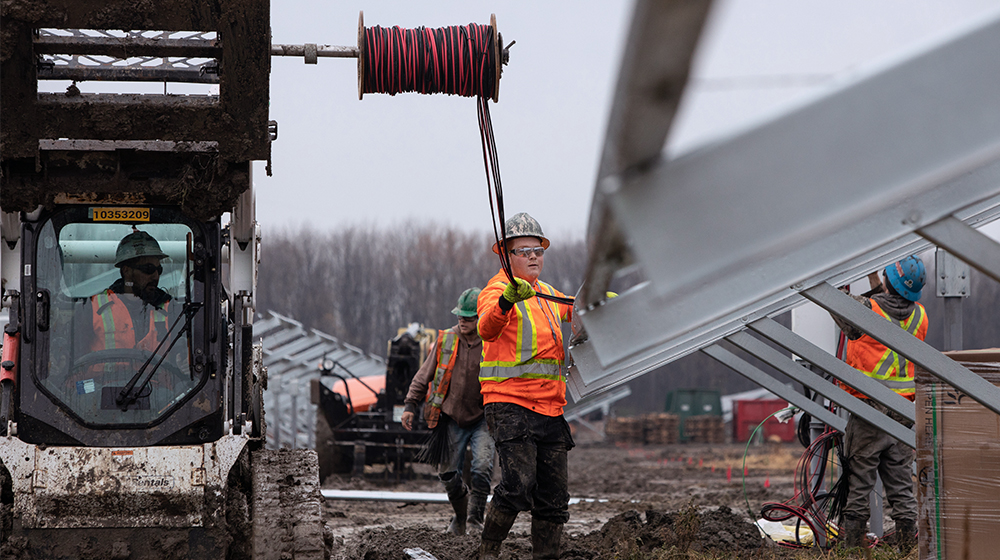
top-left (360, 22), bottom-right (499, 99)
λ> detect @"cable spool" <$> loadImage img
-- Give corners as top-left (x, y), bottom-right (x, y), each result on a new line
top-left (357, 11), bottom-right (503, 101)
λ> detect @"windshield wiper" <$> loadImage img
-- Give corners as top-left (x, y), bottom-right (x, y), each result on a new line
top-left (117, 301), bottom-right (202, 410)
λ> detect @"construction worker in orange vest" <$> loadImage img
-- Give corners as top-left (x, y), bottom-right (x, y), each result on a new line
top-left (91, 231), bottom-right (174, 351)
top-left (832, 255), bottom-right (927, 553)
top-left (475, 212), bottom-right (574, 560)
top-left (401, 288), bottom-right (495, 536)
top-left (73, 230), bottom-right (179, 394)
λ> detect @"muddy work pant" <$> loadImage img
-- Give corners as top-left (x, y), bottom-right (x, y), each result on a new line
top-left (843, 403), bottom-right (917, 524)
top-left (439, 416), bottom-right (496, 502)
top-left (485, 402), bottom-right (575, 524)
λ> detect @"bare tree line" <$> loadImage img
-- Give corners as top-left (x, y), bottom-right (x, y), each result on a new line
top-left (257, 223), bottom-right (587, 357)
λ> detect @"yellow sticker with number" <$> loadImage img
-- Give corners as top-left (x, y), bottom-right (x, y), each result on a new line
top-left (89, 207), bottom-right (151, 222)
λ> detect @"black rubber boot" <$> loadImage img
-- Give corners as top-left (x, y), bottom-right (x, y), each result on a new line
top-left (467, 491), bottom-right (488, 534)
top-left (447, 490), bottom-right (469, 535)
top-left (477, 505), bottom-right (518, 560)
top-left (841, 517), bottom-right (867, 549)
top-left (531, 518), bottom-right (563, 559)
top-left (893, 518), bottom-right (917, 554)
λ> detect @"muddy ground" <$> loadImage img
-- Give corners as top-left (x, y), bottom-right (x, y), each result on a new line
top-left (320, 440), bottom-right (916, 560)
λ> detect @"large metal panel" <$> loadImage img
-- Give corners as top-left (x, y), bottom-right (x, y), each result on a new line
top-left (570, 7), bottom-right (1000, 398)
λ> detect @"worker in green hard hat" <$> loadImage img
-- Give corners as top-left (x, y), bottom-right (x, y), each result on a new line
top-left (402, 287), bottom-right (495, 536)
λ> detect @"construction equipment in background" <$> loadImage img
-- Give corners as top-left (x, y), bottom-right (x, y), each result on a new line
top-left (312, 323), bottom-right (437, 480)
top-left (0, 1), bottom-right (507, 556)
top-left (0, 2), bottom-right (334, 557)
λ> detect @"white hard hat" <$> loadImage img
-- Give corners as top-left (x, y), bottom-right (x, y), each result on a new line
top-left (115, 231), bottom-right (168, 267)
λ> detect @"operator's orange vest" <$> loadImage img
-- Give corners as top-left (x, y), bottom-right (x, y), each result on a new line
top-left (843, 299), bottom-right (927, 401)
top-left (91, 290), bottom-right (169, 353)
top-left (477, 270), bottom-right (572, 417)
top-left (424, 328), bottom-right (460, 429)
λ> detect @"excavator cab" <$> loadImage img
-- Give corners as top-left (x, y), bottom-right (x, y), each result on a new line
top-left (16, 206), bottom-right (223, 446)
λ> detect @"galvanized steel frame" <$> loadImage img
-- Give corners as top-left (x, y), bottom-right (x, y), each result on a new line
top-left (254, 311), bottom-right (386, 450)
top-left (570, 2), bottom-right (1000, 437)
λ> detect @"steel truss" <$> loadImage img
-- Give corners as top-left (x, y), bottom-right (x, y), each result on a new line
top-left (569, 0), bottom-right (1000, 445)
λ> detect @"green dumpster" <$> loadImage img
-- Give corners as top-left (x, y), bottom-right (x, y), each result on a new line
top-left (665, 389), bottom-right (722, 442)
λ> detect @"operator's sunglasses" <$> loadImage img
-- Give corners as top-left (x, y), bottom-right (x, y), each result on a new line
top-left (509, 247), bottom-right (545, 258)
top-left (131, 263), bottom-right (163, 275)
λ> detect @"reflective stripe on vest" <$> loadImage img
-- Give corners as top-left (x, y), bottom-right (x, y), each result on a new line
top-left (427, 329), bottom-right (460, 408)
top-left (479, 279), bottom-right (566, 383)
top-left (95, 292), bottom-right (117, 349)
top-left (479, 361), bottom-right (562, 381)
top-left (92, 291), bottom-right (169, 352)
top-left (846, 300), bottom-right (927, 397)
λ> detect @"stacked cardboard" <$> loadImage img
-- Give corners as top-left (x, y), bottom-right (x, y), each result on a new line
top-left (915, 349), bottom-right (1000, 560)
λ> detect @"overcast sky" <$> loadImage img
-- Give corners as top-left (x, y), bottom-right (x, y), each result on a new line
top-left (255, 1), bottom-right (999, 237)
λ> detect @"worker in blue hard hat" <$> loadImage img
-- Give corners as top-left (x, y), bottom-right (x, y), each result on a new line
top-left (830, 254), bottom-right (927, 553)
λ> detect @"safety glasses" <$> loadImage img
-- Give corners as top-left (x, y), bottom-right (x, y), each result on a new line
top-left (509, 247), bottom-right (545, 258)
top-left (131, 263), bottom-right (163, 275)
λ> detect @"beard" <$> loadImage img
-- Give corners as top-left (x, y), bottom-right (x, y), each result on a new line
top-left (138, 283), bottom-right (161, 303)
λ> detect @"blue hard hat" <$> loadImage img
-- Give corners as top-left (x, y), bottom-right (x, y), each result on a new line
top-left (884, 255), bottom-right (925, 302)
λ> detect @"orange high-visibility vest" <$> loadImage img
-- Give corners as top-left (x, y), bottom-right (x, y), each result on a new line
top-left (424, 328), bottom-right (460, 428)
top-left (477, 270), bottom-right (572, 417)
top-left (843, 299), bottom-right (928, 401)
top-left (91, 290), bottom-right (169, 353)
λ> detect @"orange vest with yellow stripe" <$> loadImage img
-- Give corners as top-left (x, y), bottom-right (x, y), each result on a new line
top-left (844, 299), bottom-right (927, 401)
top-left (91, 290), bottom-right (170, 353)
top-left (477, 270), bottom-right (572, 417)
top-left (424, 328), bottom-right (460, 428)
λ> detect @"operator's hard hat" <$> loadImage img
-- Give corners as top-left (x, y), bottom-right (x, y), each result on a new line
top-left (492, 212), bottom-right (550, 255)
top-left (115, 230), bottom-right (168, 267)
top-left (884, 255), bottom-right (925, 302)
top-left (452, 287), bottom-right (481, 317)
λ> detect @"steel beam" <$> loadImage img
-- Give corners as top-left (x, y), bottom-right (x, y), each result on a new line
top-left (747, 317), bottom-right (914, 422)
top-left (802, 282), bottom-right (1000, 416)
top-left (920, 215), bottom-right (1000, 284)
top-left (701, 344), bottom-right (846, 434)
top-left (725, 331), bottom-right (914, 447)
top-left (579, 0), bottom-right (713, 306)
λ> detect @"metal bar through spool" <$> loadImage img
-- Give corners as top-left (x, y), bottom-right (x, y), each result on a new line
top-left (270, 44), bottom-right (358, 61)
